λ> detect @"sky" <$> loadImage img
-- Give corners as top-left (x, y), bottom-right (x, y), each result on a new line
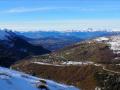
top-left (0, 0), bottom-right (120, 31)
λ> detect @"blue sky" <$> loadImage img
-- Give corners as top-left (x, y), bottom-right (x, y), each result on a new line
top-left (0, 0), bottom-right (120, 31)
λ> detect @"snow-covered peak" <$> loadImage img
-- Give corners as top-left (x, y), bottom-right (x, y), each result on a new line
top-left (0, 67), bottom-right (79, 90)
top-left (0, 30), bottom-right (17, 41)
top-left (0, 30), bottom-right (10, 40)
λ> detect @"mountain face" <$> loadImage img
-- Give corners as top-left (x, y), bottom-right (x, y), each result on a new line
top-left (12, 35), bottom-right (120, 90)
top-left (0, 67), bottom-right (79, 90)
top-left (53, 35), bottom-right (120, 64)
top-left (0, 30), bottom-right (50, 67)
top-left (17, 31), bottom-right (116, 51)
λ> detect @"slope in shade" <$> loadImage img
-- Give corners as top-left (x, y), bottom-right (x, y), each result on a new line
top-left (0, 30), bottom-right (50, 67)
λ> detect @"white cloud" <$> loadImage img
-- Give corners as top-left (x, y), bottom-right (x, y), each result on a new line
top-left (4, 7), bottom-right (57, 13)
top-left (5, 7), bottom-right (90, 13)
top-left (2, 6), bottom-right (119, 13)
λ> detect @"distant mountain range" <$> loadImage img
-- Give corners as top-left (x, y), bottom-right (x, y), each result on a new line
top-left (16, 30), bottom-right (119, 39)
top-left (16, 30), bottom-right (119, 51)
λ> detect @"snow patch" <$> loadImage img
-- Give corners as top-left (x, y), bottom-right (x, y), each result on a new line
top-left (62, 61), bottom-right (94, 65)
top-left (33, 61), bottom-right (94, 66)
top-left (95, 37), bottom-right (109, 42)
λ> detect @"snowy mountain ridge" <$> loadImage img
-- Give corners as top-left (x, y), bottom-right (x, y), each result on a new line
top-left (0, 30), bottom-right (18, 41)
top-left (0, 67), bottom-right (79, 90)
top-left (0, 30), bottom-right (13, 40)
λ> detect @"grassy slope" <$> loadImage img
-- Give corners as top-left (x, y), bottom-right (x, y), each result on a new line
top-left (12, 41), bottom-right (120, 90)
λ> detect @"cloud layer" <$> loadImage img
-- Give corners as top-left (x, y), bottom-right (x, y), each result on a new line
top-left (2, 6), bottom-right (120, 13)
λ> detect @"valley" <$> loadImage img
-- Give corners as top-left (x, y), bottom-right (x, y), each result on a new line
top-left (0, 29), bottom-right (120, 90)
top-left (11, 34), bottom-right (120, 90)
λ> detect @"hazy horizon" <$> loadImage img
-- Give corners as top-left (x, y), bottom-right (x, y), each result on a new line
top-left (0, 0), bottom-right (120, 31)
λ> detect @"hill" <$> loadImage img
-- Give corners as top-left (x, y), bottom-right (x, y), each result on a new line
top-left (12, 35), bottom-right (120, 90)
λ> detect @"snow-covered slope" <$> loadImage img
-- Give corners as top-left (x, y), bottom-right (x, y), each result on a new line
top-left (0, 30), bottom-right (10, 40)
top-left (94, 35), bottom-right (120, 54)
top-left (0, 30), bottom-right (16, 40)
top-left (0, 67), bottom-right (79, 90)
